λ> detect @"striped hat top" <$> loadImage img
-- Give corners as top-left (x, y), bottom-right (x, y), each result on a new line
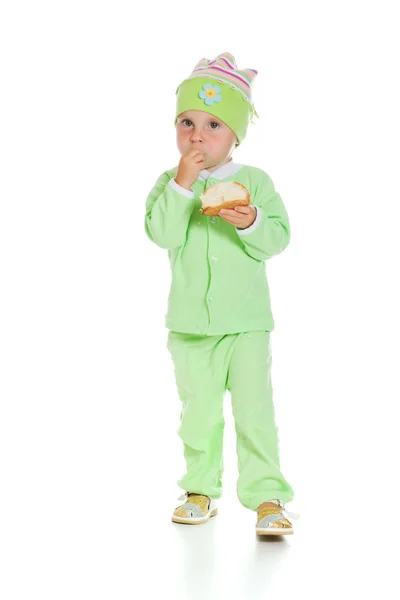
top-left (183, 52), bottom-right (258, 104)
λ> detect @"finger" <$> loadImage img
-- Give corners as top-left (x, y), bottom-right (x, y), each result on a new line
top-left (192, 149), bottom-right (206, 159)
top-left (219, 209), bottom-right (238, 216)
top-left (188, 147), bottom-right (205, 155)
top-left (234, 206), bottom-right (251, 213)
top-left (218, 213), bottom-right (245, 225)
top-left (219, 209), bottom-right (247, 220)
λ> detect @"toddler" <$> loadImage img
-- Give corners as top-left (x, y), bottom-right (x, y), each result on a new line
top-left (144, 52), bottom-right (296, 535)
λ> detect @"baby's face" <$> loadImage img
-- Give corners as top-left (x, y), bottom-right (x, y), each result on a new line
top-left (175, 110), bottom-right (238, 169)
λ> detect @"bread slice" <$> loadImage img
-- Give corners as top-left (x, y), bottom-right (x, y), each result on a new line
top-left (200, 181), bottom-right (250, 216)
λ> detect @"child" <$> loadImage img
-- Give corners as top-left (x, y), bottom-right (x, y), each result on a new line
top-left (144, 52), bottom-right (296, 535)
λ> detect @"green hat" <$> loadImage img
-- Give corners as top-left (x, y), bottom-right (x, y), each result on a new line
top-left (175, 52), bottom-right (259, 146)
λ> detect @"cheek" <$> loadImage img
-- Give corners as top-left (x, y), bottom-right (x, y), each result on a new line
top-left (208, 134), bottom-right (224, 149)
top-left (177, 130), bottom-right (190, 143)
top-left (176, 131), bottom-right (189, 149)
top-left (212, 133), bottom-right (234, 151)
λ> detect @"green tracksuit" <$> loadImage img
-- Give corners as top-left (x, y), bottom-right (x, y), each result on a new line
top-left (144, 160), bottom-right (294, 510)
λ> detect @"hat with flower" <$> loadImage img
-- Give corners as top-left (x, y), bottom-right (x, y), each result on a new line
top-left (174, 52), bottom-right (259, 146)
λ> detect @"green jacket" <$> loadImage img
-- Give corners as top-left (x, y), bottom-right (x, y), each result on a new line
top-left (144, 161), bottom-right (290, 335)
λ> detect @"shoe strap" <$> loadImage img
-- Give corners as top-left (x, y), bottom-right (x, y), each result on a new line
top-left (259, 499), bottom-right (301, 521)
top-left (177, 491), bottom-right (212, 510)
top-left (177, 493), bottom-right (300, 520)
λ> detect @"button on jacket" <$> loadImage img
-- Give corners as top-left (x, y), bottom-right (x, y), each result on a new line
top-left (144, 161), bottom-right (290, 335)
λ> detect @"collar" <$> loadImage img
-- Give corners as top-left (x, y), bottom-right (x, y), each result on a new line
top-left (197, 160), bottom-right (243, 181)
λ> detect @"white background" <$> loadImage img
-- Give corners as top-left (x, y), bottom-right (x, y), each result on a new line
top-left (1, 1), bottom-right (399, 598)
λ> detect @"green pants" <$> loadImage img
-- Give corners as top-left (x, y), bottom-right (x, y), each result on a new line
top-left (167, 330), bottom-right (294, 511)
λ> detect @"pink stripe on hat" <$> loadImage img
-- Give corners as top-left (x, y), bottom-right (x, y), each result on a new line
top-left (193, 65), bottom-right (251, 90)
top-left (184, 52), bottom-right (258, 103)
top-left (209, 56), bottom-right (236, 70)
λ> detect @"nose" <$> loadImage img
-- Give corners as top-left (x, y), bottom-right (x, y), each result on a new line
top-left (190, 127), bottom-right (204, 144)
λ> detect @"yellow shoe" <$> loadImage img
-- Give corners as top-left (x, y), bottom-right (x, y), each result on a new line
top-left (172, 492), bottom-right (218, 525)
top-left (256, 499), bottom-right (294, 535)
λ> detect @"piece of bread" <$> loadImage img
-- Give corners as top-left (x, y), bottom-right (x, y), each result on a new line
top-left (200, 181), bottom-right (250, 216)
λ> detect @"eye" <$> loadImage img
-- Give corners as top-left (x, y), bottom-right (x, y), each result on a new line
top-left (210, 122), bottom-right (220, 129)
top-left (182, 119), bottom-right (192, 127)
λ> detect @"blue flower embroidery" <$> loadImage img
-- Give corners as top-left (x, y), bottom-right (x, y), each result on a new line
top-left (199, 83), bottom-right (222, 106)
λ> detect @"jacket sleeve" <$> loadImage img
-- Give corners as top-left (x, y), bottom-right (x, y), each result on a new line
top-left (235, 172), bottom-right (290, 261)
top-left (144, 171), bottom-right (197, 249)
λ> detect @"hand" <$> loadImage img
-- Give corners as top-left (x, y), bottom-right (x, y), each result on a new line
top-left (218, 205), bottom-right (257, 229)
top-left (175, 148), bottom-right (207, 190)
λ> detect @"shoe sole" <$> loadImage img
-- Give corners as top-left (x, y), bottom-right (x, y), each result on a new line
top-left (172, 508), bottom-right (218, 525)
top-left (256, 527), bottom-right (293, 535)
